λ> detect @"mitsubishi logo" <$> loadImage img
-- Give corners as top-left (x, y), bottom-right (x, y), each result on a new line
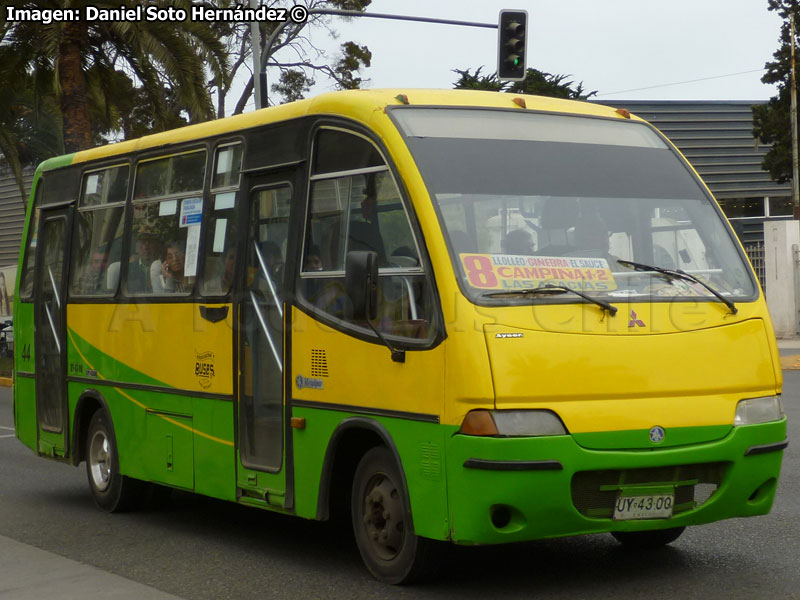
top-left (628, 310), bottom-right (645, 328)
top-left (649, 426), bottom-right (665, 444)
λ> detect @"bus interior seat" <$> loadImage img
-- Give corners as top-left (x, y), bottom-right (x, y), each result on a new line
top-left (106, 262), bottom-right (120, 292)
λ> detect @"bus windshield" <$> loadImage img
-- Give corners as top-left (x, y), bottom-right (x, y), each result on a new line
top-left (392, 108), bottom-right (756, 304)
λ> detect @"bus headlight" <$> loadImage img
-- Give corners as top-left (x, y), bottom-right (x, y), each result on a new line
top-left (459, 410), bottom-right (568, 437)
top-left (734, 396), bottom-right (784, 425)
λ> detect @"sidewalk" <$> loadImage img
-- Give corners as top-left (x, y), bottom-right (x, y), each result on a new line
top-left (778, 337), bottom-right (800, 369)
top-left (0, 535), bottom-right (183, 600)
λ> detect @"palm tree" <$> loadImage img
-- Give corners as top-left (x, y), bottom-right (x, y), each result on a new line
top-left (0, 0), bottom-right (229, 153)
top-left (0, 65), bottom-right (62, 203)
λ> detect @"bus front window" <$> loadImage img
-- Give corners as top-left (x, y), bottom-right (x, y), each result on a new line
top-left (392, 108), bottom-right (756, 305)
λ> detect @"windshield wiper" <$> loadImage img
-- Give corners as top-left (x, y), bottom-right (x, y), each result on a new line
top-left (484, 284), bottom-right (618, 316)
top-left (616, 260), bottom-right (737, 315)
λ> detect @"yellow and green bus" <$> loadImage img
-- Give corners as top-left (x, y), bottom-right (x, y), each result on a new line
top-left (13, 89), bottom-right (787, 583)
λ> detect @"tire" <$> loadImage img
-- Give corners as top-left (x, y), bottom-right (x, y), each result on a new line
top-left (611, 526), bottom-right (686, 549)
top-left (351, 446), bottom-right (436, 584)
top-left (85, 409), bottom-right (143, 512)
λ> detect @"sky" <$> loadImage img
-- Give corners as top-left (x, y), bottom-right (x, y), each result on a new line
top-left (261, 0), bottom-right (786, 108)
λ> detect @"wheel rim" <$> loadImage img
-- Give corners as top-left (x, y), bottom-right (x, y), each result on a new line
top-left (88, 429), bottom-right (112, 492)
top-left (361, 472), bottom-right (405, 560)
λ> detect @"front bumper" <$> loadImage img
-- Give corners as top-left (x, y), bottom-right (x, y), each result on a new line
top-left (445, 420), bottom-right (787, 545)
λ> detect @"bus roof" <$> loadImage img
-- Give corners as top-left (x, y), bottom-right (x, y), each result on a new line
top-left (44, 89), bottom-right (634, 170)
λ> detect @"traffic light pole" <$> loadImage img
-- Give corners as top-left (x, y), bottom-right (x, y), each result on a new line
top-left (251, 9), bottom-right (498, 110)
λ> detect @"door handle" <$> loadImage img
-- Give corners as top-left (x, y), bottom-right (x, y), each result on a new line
top-left (199, 305), bottom-right (229, 323)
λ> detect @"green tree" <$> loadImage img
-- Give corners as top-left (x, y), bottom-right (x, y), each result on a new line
top-left (0, 64), bottom-right (63, 202)
top-left (0, 0), bottom-right (375, 188)
top-left (453, 66), bottom-right (597, 99)
top-left (752, 0), bottom-right (800, 183)
top-left (0, 0), bottom-right (228, 153)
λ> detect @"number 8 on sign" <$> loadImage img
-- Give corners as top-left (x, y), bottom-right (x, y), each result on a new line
top-left (463, 255), bottom-right (498, 288)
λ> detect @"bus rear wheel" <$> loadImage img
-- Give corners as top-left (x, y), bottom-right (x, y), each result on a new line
top-left (351, 446), bottom-right (434, 584)
top-left (85, 409), bottom-right (142, 512)
top-left (611, 526), bottom-right (686, 548)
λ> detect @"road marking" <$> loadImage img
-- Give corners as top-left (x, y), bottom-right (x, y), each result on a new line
top-left (0, 434), bottom-right (15, 438)
top-left (0, 426), bottom-right (14, 431)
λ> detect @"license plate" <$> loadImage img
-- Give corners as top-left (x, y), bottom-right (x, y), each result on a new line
top-left (613, 494), bottom-right (674, 520)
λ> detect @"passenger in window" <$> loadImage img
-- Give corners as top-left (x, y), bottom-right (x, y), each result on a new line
top-left (313, 280), bottom-right (349, 319)
top-left (261, 240), bottom-right (283, 280)
top-left (304, 244), bottom-right (323, 271)
top-left (503, 229), bottom-right (535, 256)
top-left (215, 246), bottom-right (237, 292)
top-left (80, 246), bottom-right (110, 293)
top-left (361, 175), bottom-right (378, 224)
top-left (247, 240), bottom-right (283, 296)
top-left (153, 240), bottom-right (189, 293)
top-left (352, 177), bottom-right (388, 265)
top-left (128, 224), bottom-right (162, 293)
top-left (571, 213), bottom-right (620, 265)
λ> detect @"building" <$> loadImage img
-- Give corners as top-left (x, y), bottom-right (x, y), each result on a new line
top-left (0, 167), bottom-right (31, 269)
top-left (599, 100), bottom-right (790, 288)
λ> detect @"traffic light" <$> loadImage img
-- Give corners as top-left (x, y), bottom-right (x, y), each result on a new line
top-left (497, 9), bottom-right (528, 81)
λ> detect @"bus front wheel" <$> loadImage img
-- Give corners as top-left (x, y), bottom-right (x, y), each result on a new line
top-left (351, 446), bottom-right (434, 584)
top-left (611, 526), bottom-right (686, 548)
top-left (85, 409), bottom-right (141, 512)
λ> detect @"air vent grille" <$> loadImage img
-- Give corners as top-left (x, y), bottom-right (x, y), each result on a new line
top-left (310, 349), bottom-right (329, 378)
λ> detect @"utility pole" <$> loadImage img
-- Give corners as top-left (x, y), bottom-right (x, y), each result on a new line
top-left (249, 0), bottom-right (265, 110)
top-left (791, 12), bottom-right (799, 218)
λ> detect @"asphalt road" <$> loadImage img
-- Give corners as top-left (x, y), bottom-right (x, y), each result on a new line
top-left (0, 378), bottom-right (798, 599)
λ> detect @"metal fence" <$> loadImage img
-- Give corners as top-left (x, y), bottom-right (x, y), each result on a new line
top-left (744, 241), bottom-right (766, 292)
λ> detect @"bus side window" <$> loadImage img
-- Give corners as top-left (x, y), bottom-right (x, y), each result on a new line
top-left (69, 165), bottom-right (128, 297)
top-left (128, 150), bottom-right (206, 296)
top-left (299, 128), bottom-right (437, 342)
top-left (18, 203), bottom-right (41, 301)
top-left (201, 143), bottom-right (242, 297)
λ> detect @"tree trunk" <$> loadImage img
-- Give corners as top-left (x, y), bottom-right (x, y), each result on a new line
top-left (58, 23), bottom-right (92, 153)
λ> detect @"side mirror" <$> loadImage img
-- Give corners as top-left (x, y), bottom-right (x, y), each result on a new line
top-left (345, 250), bottom-right (378, 321)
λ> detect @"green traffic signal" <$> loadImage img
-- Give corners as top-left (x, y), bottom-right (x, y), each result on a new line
top-left (498, 9), bottom-right (528, 81)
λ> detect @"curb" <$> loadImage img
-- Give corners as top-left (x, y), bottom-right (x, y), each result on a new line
top-left (0, 376), bottom-right (11, 387)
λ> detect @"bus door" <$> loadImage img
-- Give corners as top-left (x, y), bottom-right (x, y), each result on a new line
top-left (236, 173), bottom-right (296, 507)
top-left (33, 207), bottom-right (72, 458)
